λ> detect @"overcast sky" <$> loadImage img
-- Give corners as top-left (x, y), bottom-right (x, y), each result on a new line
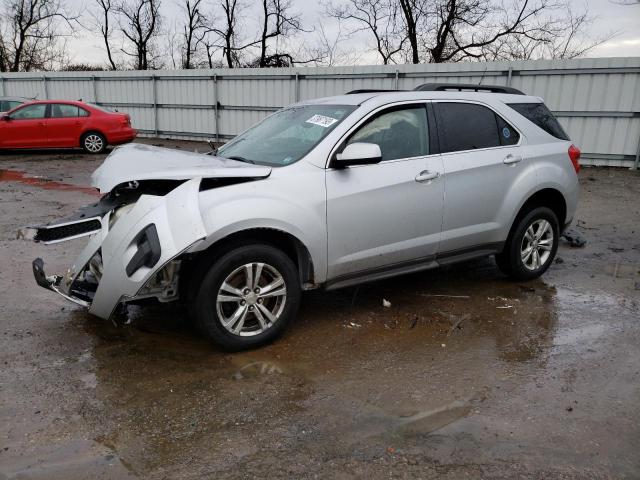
top-left (68, 0), bottom-right (640, 67)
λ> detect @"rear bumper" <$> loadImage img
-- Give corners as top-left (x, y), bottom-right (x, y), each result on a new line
top-left (108, 129), bottom-right (137, 144)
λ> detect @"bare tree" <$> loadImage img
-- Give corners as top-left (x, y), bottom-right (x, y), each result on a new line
top-left (208, 0), bottom-right (247, 67)
top-left (179, 0), bottom-right (210, 68)
top-left (91, 0), bottom-right (117, 70)
top-left (0, 0), bottom-right (78, 72)
top-left (309, 20), bottom-right (360, 66)
top-left (118, 0), bottom-right (162, 70)
top-left (255, 0), bottom-right (306, 67)
top-left (325, 0), bottom-right (609, 64)
top-left (325, 0), bottom-right (405, 64)
top-left (478, 2), bottom-right (614, 61)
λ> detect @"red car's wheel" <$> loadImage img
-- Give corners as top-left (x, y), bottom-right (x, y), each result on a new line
top-left (81, 132), bottom-right (107, 154)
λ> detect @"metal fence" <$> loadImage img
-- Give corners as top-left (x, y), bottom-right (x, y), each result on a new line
top-left (1, 57), bottom-right (639, 168)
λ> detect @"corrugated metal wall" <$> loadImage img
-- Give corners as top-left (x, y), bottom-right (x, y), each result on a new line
top-left (1, 57), bottom-right (639, 167)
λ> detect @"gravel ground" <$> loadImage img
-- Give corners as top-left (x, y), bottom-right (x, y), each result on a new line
top-left (0, 140), bottom-right (639, 479)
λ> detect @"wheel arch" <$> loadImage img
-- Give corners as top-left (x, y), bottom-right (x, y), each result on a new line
top-left (181, 227), bottom-right (317, 302)
top-left (503, 188), bottom-right (567, 252)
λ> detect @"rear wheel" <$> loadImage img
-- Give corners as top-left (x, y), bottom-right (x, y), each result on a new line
top-left (496, 207), bottom-right (559, 281)
top-left (81, 132), bottom-right (107, 154)
top-left (193, 244), bottom-right (301, 350)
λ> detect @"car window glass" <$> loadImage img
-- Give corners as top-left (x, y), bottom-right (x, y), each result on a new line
top-left (216, 105), bottom-right (356, 166)
top-left (495, 114), bottom-right (520, 146)
top-left (507, 102), bottom-right (569, 140)
top-left (8, 101), bottom-right (22, 110)
top-left (436, 102), bottom-right (502, 153)
top-left (347, 105), bottom-right (429, 161)
top-left (11, 104), bottom-right (46, 120)
top-left (51, 104), bottom-right (82, 118)
top-left (78, 107), bottom-right (89, 117)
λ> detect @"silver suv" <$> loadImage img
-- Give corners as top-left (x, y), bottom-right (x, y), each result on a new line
top-left (30, 84), bottom-right (580, 350)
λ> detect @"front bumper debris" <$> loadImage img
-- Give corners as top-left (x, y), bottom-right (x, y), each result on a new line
top-left (32, 258), bottom-right (90, 307)
top-left (30, 178), bottom-right (207, 319)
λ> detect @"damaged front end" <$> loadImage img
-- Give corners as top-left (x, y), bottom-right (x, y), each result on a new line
top-left (28, 143), bottom-right (272, 320)
top-left (30, 178), bottom-right (207, 319)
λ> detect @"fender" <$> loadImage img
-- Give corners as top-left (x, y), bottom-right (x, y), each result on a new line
top-left (193, 162), bottom-right (328, 282)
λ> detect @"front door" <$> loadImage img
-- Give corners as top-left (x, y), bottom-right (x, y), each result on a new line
top-left (326, 103), bottom-right (444, 280)
top-left (0, 104), bottom-right (48, 148)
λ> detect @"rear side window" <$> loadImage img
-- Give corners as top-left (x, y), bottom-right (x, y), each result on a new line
top-left (507, 102), bottom-right (569, 140)
top-left (51, 104), bottom-right (89, 118)
top-left (434, 102), bottom-right (520, 153)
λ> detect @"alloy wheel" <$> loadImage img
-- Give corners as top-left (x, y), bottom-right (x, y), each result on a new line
top-left (520, 219), bottom-right (554, 271)
top-left (84, 134), bottom-right (104, 153)
top-left (215, 262), bottom-right (287, 336)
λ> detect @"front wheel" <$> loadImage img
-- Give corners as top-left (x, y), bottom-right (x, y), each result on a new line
top-left (193, 244), bottom-right (301, 350)
top-left (496, 207), bottom-right (559, 281)
top-left (81, 132), bottom-right (107, 154)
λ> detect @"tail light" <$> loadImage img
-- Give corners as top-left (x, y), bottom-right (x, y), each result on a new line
top-left (568, 144), bottom-right (580, 174)
top-left (120, 114), bottom-right (131, 126)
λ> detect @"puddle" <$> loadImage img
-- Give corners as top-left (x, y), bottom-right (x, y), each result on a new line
top-left (0, 169), bottom-right (100, 196)
top-left (604, 262), bottom-right (639, 279)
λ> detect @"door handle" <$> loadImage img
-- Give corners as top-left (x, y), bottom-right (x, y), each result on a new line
top-left (415, 170), bottom-right (440, 183)
top-left (503, 154), bottom-right (522, 165)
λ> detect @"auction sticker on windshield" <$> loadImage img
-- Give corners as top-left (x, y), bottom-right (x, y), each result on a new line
top-left (306, 115), bottom-right (338, 128)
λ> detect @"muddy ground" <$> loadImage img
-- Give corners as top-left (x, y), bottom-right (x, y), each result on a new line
top-left (0, 140), bottom-right (639, 479)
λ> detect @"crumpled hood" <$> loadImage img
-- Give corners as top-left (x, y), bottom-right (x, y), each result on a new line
top-left (91, 143), bottom-right (272, 193)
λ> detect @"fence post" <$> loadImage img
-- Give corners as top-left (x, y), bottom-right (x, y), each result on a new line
top-left (213, 74), bottom-right (219, 143)
top-left (42, 75), bottom-right (48, 99)
top-left (295, 72), bottom-right (300, 102)
top-left (0, 76), bottom-right (4, 96)
top-left (507, 67), bottom-right (513, 86)
top-left (152, 74), bottom-right (158, 136)
top-left (395, 69), bottom-right (399, 90)
top-left (633, 134), bottom-right (640, 170)
top-left (91, 75), bottom-right (98, 103)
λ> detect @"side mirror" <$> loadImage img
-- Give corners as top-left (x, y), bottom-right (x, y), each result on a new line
top-left (334, 142), bottom-right (382, 167)
top-left (1, 114), bottom-right (10, 121)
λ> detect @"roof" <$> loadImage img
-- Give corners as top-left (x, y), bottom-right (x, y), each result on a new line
top-left (18, 99), bottom-right (89, 106)
top-left (298, 90), bottom-right (543, 108)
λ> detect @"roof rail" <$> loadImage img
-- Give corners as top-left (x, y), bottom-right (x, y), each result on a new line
top-left (345, 89), bottom-right (401, 94)
top-left (414, 83), bottom-right (525, 95)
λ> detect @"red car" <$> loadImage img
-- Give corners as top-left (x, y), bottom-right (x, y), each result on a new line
top-left (0, 100), bottom-right (137, 154)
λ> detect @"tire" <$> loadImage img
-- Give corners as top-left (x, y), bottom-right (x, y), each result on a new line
top-left (495, 206), bottom-right (559, 281)
top-left (81, 132), bottom-right (107, 154)
top-left (193, 244), bottom-right (301, 350)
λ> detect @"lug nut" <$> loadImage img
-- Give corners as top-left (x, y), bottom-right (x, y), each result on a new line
top-left (257, 298), bottom-right (263, 304)
top-left (254, 288), bottom-right (260, 294)
top-left (249, 306), bottom-right (254, 311)
top-left (240, 300), bottom-right (246, 306)
top-left (243, 288), bottom-right (250, 295)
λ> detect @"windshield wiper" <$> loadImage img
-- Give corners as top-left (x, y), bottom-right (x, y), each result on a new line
top-left (225, 155), bottom-right (256, 164)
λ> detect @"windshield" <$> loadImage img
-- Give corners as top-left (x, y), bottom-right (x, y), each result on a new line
top-left (217, 105), bottom-right (356, 166)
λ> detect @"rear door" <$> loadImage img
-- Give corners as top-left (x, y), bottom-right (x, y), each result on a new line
top-left (326, 102), bottom-right (444, 279)
top-left (433, 101), bottom-right (524, 255)
top-left (0, 104), bottom-right (48, 148)
top-left (47, 104), bottom-right (89, 147)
